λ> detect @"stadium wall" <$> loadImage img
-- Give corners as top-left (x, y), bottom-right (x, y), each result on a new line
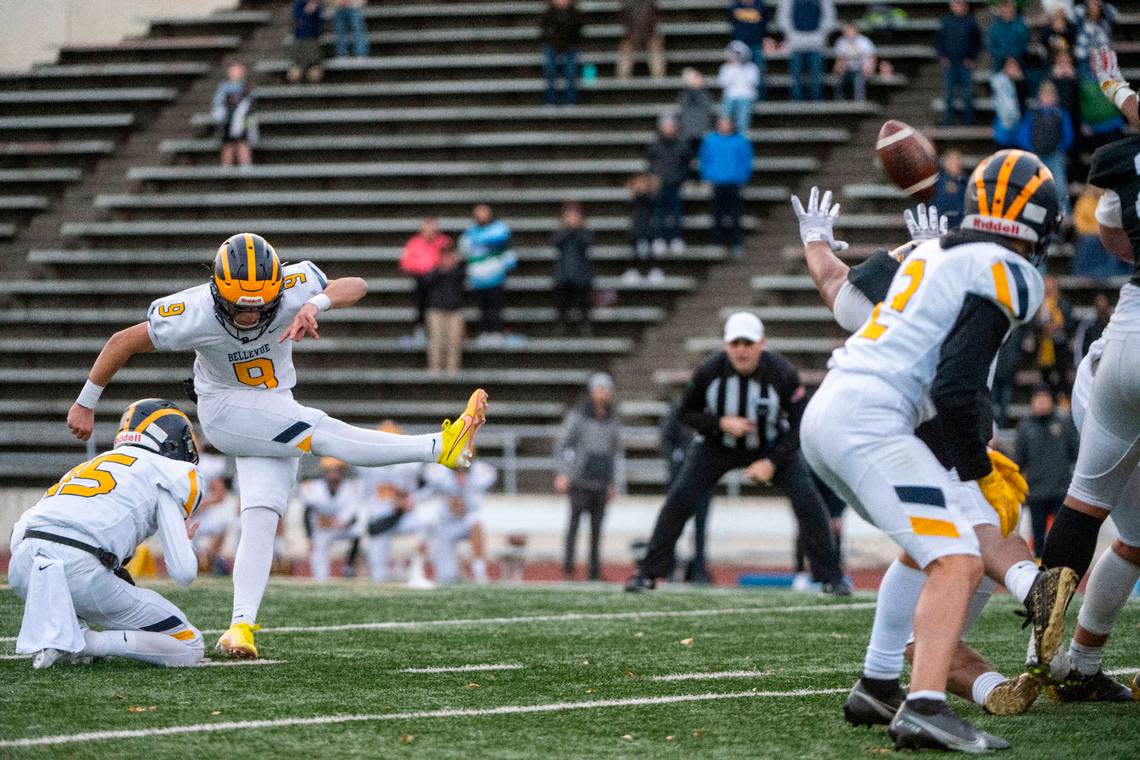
top-left (0, 0), bottom-right (235, 72)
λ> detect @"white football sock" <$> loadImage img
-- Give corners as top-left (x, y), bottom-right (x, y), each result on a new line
top-left (907, 690), bottom-right (946, 702)
top-left (1068, 640), bottom-right (1104, 676)
top-left (1004, 560), bottom-right (1039, 603)
top-left (971, 671), bottom-right (1008, 706)
top-left (231, 507), bottom-right (279, 625)
top-left (863, 559), bottom-right (926, 680)
top-left (84, 628), bottom-right (203, 667)
top-left (961, 576), bottom-right (997, 638)
top-left (312, 417), bottom-right (438, 466)
top-left (1076, 549), bottom-right (1140, 638)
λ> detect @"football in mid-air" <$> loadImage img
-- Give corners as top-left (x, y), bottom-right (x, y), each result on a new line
top-left (875, 120), bottom-right (939, 200)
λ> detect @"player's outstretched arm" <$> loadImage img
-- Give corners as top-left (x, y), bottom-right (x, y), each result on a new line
top-left (67, 322), bottom-right (155, 440)
top-left (1091, 46), bottom-right (1139, 128)
top-left (280, 276), bottom-right (368, 344)
top-left (791, 187), bottom-right (850, 309)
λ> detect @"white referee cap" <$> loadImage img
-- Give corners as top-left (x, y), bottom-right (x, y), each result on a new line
top-left (723, 312), bottom-right (764, 343)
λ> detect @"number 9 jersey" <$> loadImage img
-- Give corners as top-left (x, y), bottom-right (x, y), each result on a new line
top-left (827, 237), bottom-right (1044, 421)
top-left (145, 260), bottom-right (328, 397)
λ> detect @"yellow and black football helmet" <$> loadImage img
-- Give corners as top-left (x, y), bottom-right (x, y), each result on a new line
top-left (960, 149), bottom-right (1061, 263)
top-left (113, 398), bottom-right (199, 464)
top-left (210, 232), bottom-right (284, 342)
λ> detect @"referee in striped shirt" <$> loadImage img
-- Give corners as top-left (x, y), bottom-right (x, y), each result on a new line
top-left (625, 312), bottom-right (849, 594)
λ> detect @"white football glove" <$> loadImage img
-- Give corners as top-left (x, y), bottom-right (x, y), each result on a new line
top-left (903, 203), bottom-right (949, 242)
top-left (1090, 46), bottom-right (1134, 110)
top-left (791, 186), bottom-right (849, 252)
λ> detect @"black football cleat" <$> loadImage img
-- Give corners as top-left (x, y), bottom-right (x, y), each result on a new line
top-left (888, 701), bottom-right (991, 754)
top-left (822, 578), bottom-right (853, 596)
top-left (623, 573), bottom-right (656, 592)
top-left (1049, 669), bottom-right (1136, 703)
top-left (844, 677), bottom-right (905, 727)
top-left (1019, 567), bottom-right (1078, 675)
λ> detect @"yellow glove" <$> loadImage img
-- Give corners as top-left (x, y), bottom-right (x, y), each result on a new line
top-left (977, 469), bottom-right (1021, 537)
top-left (987, 449), bottom-right (1029, 504)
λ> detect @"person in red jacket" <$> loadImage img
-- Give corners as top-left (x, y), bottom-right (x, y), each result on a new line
top-left (400, 218), bottom-right (453, 345)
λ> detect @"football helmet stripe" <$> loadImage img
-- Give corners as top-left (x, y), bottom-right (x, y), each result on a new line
top-left (133, 407), bottom-right (189, 434)
top-left (989, 150), bottom-right (1023, 218)
top-left (218, 243), bottom-right (232, 281)
top-left (244, 233), bottom-right (257, 284)
top-left (974, 157), bottom-right (991, 216)
top-left (1003, 171), bottom-right (1047, 222)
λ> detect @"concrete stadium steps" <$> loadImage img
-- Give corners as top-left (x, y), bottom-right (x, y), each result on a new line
top-left (93, 186), bottom-right (790, 222)
top-left (145, 10), bottom-right (275, 38)
top-left (0, 87), bottom-right (178, 118)
top-left (0, 141), bottom-right (117, 171)
top-left (159, 127), bottom-right (852, 164)
top-left (0, 305), bottom-right (668, 341)
top-left (59, 214), bottom-right (765, 249)
top-left (56, 36), bottom-right (245, 66)
top-left (254, 44), bottom-right (934, 83)
top-left (26, 244), bottom-right (730, 280)
top-left (0, 62), bottom-right (213, 91)
top-left (0, 114), bottom-right (138, 143)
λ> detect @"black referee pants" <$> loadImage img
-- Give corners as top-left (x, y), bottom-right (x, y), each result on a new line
top-left (639, 442), bottom-right (843, 583)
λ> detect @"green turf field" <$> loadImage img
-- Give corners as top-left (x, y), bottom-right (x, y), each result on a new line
top-left (1, 579), bottom-right (1137, 758)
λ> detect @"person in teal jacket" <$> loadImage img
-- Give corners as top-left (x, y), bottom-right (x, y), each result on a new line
top-left (459, 204), bottom-right (516, 341)
top-left (699, 117), bottom-right (754, 258)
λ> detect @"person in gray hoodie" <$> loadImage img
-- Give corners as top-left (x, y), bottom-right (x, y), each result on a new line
top-left (556, 373), bottom-right (622, 580)
top-left (777, 0), bottom-right (836, 101)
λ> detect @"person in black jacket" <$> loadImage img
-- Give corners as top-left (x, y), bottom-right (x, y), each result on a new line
top-left (935, 0), bottom-right (982, 125)
top-left (423, 243), bottom-right (467, 375)
top-left (646, 115), bottom-right (692, 255)
top-left (540, 0), bottom-right (584, 106)
top-left (551, 202), bottom-right (594, 336)
top-left (625, 312), bottom-right (847, 593)
top-left (1015, 386), bottom-right (1079, 557)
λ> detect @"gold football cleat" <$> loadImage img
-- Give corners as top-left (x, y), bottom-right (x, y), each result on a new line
top-left (437, 389), bottom-right (488, 470)
top-left (216, 622), bottom-right (261, 659)
top-left (984, 672), bottom-right (1040, 715)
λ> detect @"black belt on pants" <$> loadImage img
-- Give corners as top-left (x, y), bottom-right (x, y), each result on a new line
top-left (24, 529), bottom-right (120, 569)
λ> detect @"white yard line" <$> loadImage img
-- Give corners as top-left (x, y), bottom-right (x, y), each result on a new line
top-left (0, 687), bottom-right (848, 748)
top-left (400, 663), bottom-right (524, 674)
top-left (184, 659), bottom-right (285, 668)
top-left (652, 670), bottom-right (774, 682)
top-left (0, 602), bottom-right (874, 645)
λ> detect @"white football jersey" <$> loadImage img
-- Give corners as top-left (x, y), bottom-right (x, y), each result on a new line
top-left (359, 462), bottom-right (424, 518)
top-left (423, 461), bottom-right (497, 514)
top-left (15, 447), bottom-right (202, 565)
top-left (829, 239), bottom-right (1043, 415)
top-left (299, 477), bottom-right (362, 521)
top-left (146, 261), bottom-right (328, 396)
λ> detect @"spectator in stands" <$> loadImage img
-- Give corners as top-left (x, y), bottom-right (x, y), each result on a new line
top-left (1015, 386), bottom-right (1079, 556)
top-left (728, 0), bottom-right (774, 100)
top-left (1073, 290), bottom-right (1112, 364)
top-left (1072, 186), bottom-right (1132, 280)
top-left (677, 67), bottom-right (717, 157)
top-left (618, 0), bottom-right (666, 79)
top-left (987, 0), bottom-right (1029, 74)
top-left (699, 116), bottom-right (753, 259)
top-left (778, 0), bottom-right (835, 102)
top-left (556, 373), bottom-right (622, 581)
top-left (990, 56), bottom-right (1026, 146)
top-left (288, 0), bottom-right (325, 83)
top-left (659, 399), bottom-right (711, 583)
top-left (423, 242), bottom-right (466, 375)
top-left (1048, 48), bottom-right (1081, 155)
top-left (460, 205), bottom-right (516, 344)
top-left (718, 41), bottom-right (761, 134)
top-left (1031, 274), bottom-right (1075, 395)
top-left (211, 61), bottom-right (257, 168)
top-left (540, 0), bottom-right (584, 106)
top-left (332, 0), bottom-right (369, 58)
top-left (1073, 0), bottom-right (1116, 78)
top-left (401, 218), bottom-right (451, 346)
top-left (1038, 6), bottom-right (1076, 64)
top-left (551, 201), bottom-right (595, 336)
top-left (992, 325), bottom-right (1025, 428)
top-left (935, 0), bottom-right (982, 125)
top-left (624, 172), bottom-right (662, 282)
top-left (1016, 80), bottom-right (1074, 214)
top-left (647, 114), bottom-right (691, 256)
top-left (831, 21), bottom-right (876, 102)
top-left (931, 149), bottom-right (968, 226)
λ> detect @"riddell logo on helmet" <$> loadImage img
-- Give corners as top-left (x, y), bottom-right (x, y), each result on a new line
top-left (236, 296), bottom-right (266, 306)
top-left (114, 431), bottom-right (143, 446)
top-left (962, 215), bottom-right (1034, 240)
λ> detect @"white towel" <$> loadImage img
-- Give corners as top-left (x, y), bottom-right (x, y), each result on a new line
top-left (16, 554), bottom-right (85, 655)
